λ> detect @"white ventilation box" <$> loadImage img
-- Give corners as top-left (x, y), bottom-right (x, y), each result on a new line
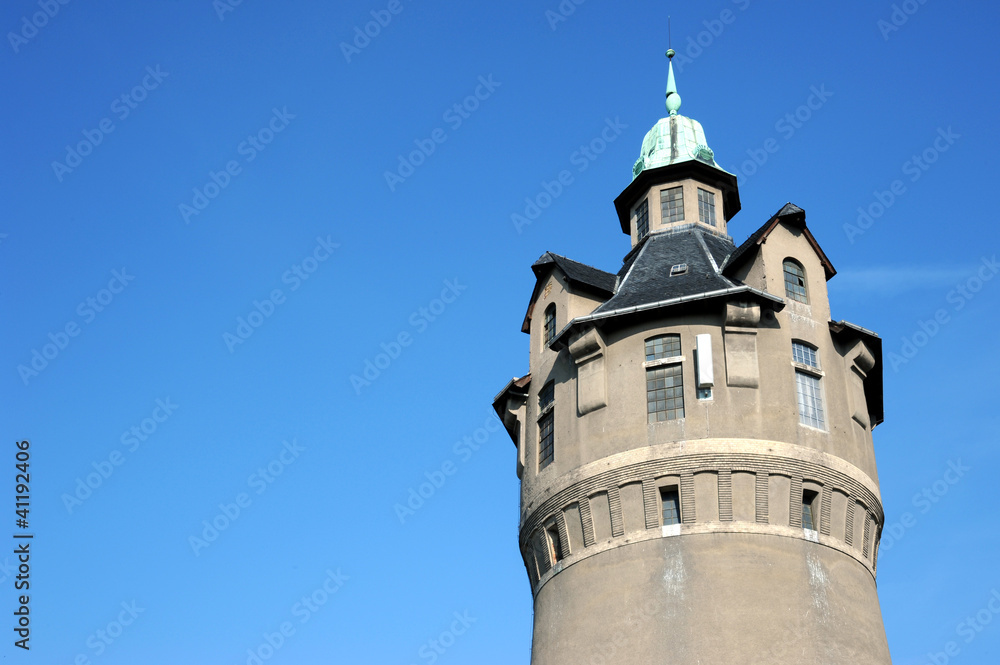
top-left (696, 333), bottom-right (714, 388)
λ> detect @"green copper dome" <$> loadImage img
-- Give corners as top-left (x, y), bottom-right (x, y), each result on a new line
top-left (632, 51), bottom-right (729, 180)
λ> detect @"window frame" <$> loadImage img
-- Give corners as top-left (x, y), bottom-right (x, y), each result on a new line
top-left (543, 303), bottom-right (557, 346)
top-left (544, 522), bottom-right (564, 564)
top-left (660, 186), bottom-right (685, 224)
top-left (644, 334), bottom-right (685, 423)
top-left (537, 381), bottom-right (555, 469)
top-left (801, 489), bottom-right (820, 532)
top-left (660, 486), bottom-right (682, 526)
top-left (697, 188), bottom-right (717, 227)
top-left (635, 198), bottom-right (649, 240)
top-left (792, 341), bottom-right (826, 431)
top-left (783, 259), bottom-right (809, 304)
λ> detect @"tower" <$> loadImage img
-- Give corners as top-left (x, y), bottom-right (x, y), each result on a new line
top-left (493, 51), bottom-right (892, 663)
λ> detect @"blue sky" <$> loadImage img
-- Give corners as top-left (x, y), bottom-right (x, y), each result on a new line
top-left (2, 0), bottom-right (998, 663)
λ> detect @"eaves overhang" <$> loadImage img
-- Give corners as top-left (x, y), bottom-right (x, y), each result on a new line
top-left (614, 160), bottom-right (741, 234)
top-left (830, 320), bottom-right (884, 428)
top-left (722, 203), bottom-right (837, 281)
top-left (492, 374), bottom-right (531, 445)
top-left (549, 286), bottom-right (784, 349)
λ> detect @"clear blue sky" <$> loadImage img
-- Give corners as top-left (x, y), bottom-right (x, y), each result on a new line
top-left (2, 1), bottom-right (998, 663)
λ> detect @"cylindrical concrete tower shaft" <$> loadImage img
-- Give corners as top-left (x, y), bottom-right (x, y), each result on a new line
top-left (493, 50), bottom-right (891, 665)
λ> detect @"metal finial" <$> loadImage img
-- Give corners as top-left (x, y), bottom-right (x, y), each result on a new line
top-left (665, 45), bottom-right (681, 115)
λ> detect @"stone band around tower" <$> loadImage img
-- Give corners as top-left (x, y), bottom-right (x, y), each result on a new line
top-left (519, 438), bottom-right (884, 595)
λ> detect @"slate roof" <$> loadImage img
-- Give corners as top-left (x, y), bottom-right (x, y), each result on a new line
top-left (722, 202), bottom-right (836, 279)
top-left (531, 252), bottom-right (617, 296)
top-left (590, 226), bottom-right (739, 314)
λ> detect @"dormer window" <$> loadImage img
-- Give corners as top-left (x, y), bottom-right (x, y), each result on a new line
top-left (670, 263), bottom-right (688, 276)
top-left (783, 259), bottom-right (808, 304)
top-left (635, 199), bottom-right (649, 240)
top-left (660, 186), bottom-right (684, 224)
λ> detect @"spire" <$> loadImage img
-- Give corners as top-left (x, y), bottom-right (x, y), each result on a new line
top-left (665, 48), bottom-right (681, 116)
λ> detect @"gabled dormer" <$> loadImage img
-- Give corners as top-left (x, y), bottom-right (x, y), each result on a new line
top-left (722, 202), bottom-right (837, 322)
top-left (614, 49), bottom-right (741, 247)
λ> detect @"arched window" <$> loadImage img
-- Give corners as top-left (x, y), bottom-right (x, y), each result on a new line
top-left (543, 304), bottom-right (557, 344)
top-left (783, 259), bottom-right (808, 304)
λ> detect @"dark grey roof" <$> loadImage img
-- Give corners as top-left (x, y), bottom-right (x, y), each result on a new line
top-left (721, 201), bottom-right (836, 279)
top-left (591, 227), bottom-right (738, 314)
top-left (532, 252), bottom-right (617, 296)
top-left (701, 231), bottom-right (735, 269)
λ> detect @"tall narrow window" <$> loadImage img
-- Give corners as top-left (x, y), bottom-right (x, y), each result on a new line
top-left (543, 304), bottom-right (556, 345)
top-left (660, 186), bottom-right (684, 223)
top-left (635, 199), bottom-right (649, 240)
top-left (538, 381), bottom-right (555, 469)
top-left (802, 490), bottom-right (819, 531)
top-left (545, 523), bottom-right (563, 563)
top-left (697, 188), bottom-right (716, 226)
top-left (645, 334), bottom-right (684, 422)
top-left (792, 342), bottom-right (825, 430)
top-left (783, 259), bottom-right (808, 304)
top-left (661, 487), bottom-right (681, 525)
